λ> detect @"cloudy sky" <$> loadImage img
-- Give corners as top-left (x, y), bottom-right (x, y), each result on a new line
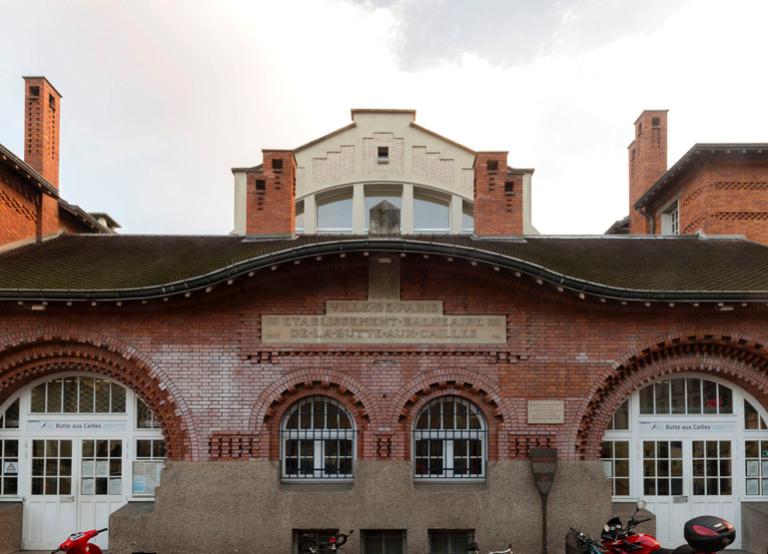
top-left (1, 0), bottom-right (766, 235)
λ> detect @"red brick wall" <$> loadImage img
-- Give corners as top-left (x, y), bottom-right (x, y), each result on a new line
top-left (628, 111), bottom-right (667, 234)
top-left (473, 152), bottom-right (524, 236)
top-left (245, 150), bottom-right (296, 235)
top-left (1, 255), bottom-right (767, 463)
top-left (651, 154), bottom-right (768, 244)
top-left (0, 167), bottom-right (38, 247)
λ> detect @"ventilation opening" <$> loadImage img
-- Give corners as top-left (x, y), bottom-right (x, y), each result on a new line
top-left (486, 160), bottom-right (499, 172)
top-left (48, 94), bottom-right (56, 110)
top-left (652, 117), bottom-right (661, 127)
top-left (377, 146), bottom-right (389, 163)
top-left (271, 158), bottom-right (283, 172)
top-left (504, 182), bottom-right (514, 195)
top-left (255, 179), bottom-right (266, 191)
top-left (29, 86), bottom-right (40, 97)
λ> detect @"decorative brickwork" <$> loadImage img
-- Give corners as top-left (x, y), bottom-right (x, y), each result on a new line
top-left (0, 332), bottom-right (193, 460)
top-left (576, 334), bottom-right (768, 460)
top-left (508, 433), bottom-right (556, 460)
top-left (245, 150), bottom-right (296, 236)
top-left (473, 152), bottom-right (524, 236)
top-left (209, 432), bottom-right (260, 460)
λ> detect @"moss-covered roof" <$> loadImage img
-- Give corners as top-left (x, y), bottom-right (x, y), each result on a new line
top-left (1, 234), bottom-right (767, 302)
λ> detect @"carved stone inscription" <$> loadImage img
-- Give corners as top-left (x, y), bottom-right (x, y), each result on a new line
top-left (527, 400), bottom-right (565, 424)
top-left (262, 300), bottom-right (506, 345)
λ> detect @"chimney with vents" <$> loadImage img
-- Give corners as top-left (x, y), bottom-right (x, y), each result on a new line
top-left (473, 151), bottom-right (528, 237)
top-left (244, 150), bottom-right (296, 236)
top-left (628, 110), bottom-right (668, 234)
top-left (23, 76), bottom-right (61, 237)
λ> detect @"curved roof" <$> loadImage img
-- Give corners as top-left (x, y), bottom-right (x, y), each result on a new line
top-left (0, 234), bottom-right (767, 303)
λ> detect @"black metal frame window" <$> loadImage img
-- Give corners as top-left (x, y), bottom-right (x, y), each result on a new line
top-left (362, 530), bottom-right (406, 554)
top-left (428, 530), bottom-right (474, 554)
top-left (414, 396), bottom-right (486, 479)
top-left (281, 396), bottom-right (355, 480)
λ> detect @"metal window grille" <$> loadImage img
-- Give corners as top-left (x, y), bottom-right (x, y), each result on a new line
top-left (281, 396), bottom-right (356, 480)
top-left (413, 397), bottom-right (487, 479)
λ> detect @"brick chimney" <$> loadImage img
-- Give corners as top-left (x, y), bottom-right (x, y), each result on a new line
top-left (245, 150), bottom-right (296, 236)
top-left (628, 110), bottom-right (667, 234)
top-left (23, 76), bottom-right (61, 238)
top-left (473, 151), bottom-right (524, 236)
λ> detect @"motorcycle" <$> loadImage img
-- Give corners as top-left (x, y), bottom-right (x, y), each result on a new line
top-left (51, 528), bottom-right (108, 554)
top-left (299, 530), bottom-right (353, 553)
top-left (593, 500), bottom-right (736, 554)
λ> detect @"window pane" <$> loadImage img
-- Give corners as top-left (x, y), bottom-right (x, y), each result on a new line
top-left (31, 384), bottom-right (45, 413)
top-left (462, 202), bottom-right (474, 234)
top-left (639, 386), bottom-right (654, 414)
top-left (47, 379), bottom-right (62, 412)
top-left (317, 190), bottom-right (353, 231)
top-left (365, 188), bottom-right (402, 230)
top-left (718, 385), bottom-right (733, 414)
top-left (4, 399), bottom-right (19, 428)
top-left (703, 380), bottom-right (717, 414)
top-left (670, 379), bottom-right (686, 414)
top-left (687, 379), bottom-right (702, 414)
top-left (612, 400), bottom-right (629, 430)
top-left (79, 377), bottom-right (95, 413)
top-left (63, 378), bottom-right (78, 413)
top-left (111, 383), bottom-right (126, 413)
top-left (414, 191), bottom-right (449, 232)
top-left (654, 381), bottom-right (670, 414)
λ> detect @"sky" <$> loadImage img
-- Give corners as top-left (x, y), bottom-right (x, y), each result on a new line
top-left (1, 0), bottom-right (767, 235)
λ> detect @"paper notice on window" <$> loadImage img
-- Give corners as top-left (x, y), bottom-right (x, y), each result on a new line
top-left (96, 461), bottom-right (109, 477)
top-left (132, 461), bottom-right (164, 496)
top-left (747, 460), bottom-right (760, 477)
top-left (747, 478), bottom-right (759, 495)
top-left (132, 475), bottom-right (146, 494)
top-left (81, 478), bottom-right (95, 496)
top-left (109, 478), bottom-right (122, 495)
top-left (81, 460), bottom-right (95, 477)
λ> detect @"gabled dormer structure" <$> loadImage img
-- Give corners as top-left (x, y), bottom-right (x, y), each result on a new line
top-left (231, 109), bottom-right (536, 237)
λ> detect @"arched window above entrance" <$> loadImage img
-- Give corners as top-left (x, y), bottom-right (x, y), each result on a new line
top-left (30, 376), bottom-right (126, 414)
top-left (280, 396), bottom-right (355, 480)
top-left (638, 377), bottom-right (733, 415)
top-left (413, 396), bottom-right (486, 480)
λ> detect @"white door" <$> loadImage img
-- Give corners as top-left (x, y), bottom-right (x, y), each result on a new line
top-left (77, 438), bottom-right (127, 551)
top-left (23, 438), bottom-right (77, 550)
top-left (639, 438), bottom-right (740, 549)
top-left (23, 437), bottom-right (127, 551)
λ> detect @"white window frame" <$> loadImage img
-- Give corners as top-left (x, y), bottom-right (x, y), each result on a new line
top-left (660, 198), bottom-right (680, 235)
top-left (412, 396), bottom-right (487, 481)
top-left (280, 396), bottom-right (356, 482)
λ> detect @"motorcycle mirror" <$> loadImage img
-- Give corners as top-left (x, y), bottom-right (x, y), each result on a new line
top-left (636, 500), bottom-right (647, 510)
top-left (603, 524), bottom-right (609, 532)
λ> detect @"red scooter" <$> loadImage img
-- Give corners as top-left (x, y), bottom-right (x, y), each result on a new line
top-left (51, 528), bottom-right (108, 554)
top-left (598, 500), bottom-right (735, 554)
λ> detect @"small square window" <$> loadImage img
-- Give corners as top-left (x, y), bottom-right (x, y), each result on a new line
top-left (49, 94), bottom-right (56, 110)
top-left (377, 146), bottom-right (389, 163)
top-left (29, 86), bottom-right (40, 97)
top-left (504, 182), bottom-right (514, 195)
top-left (255, 179), bottom-right (266, 191)
top-left (271, 159), bottom-right (283, 171)
top-left (652, 117), bottom-right (661, 127)
top-left (486, 160), bottom-right (498, 172)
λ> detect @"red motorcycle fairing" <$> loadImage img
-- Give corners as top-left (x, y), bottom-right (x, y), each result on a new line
top-left (605, 532), bottom-right (662, 553)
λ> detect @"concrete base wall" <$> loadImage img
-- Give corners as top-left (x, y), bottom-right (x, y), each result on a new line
top-left (742, 502), bottom-right (768, 554)
top-left (110, 460), bottom-right (611, 554)
top-left (0, 502), bottom-right (22, 554)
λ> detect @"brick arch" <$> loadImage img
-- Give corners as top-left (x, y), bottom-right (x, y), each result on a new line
top-left (576, 333), bottom-right (768, 460)
top-left (390, 370), bottom-right (517, 428)
top-left (249, 369), bottom-right (377, 459)
top-left (0, 333), bottom-right (195, 460)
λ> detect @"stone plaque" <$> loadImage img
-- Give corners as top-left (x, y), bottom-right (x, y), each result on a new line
top-left (262, 300), bottom-right (506, 345)
top-left (527, 400), bottom-right (565, 424)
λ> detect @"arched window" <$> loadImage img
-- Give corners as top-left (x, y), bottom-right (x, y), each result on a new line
top-left (281, 396), bottom-right (355, 480)
top-left (317, 188), bottom-right (353, 232)
top-left (413, 396), bottom-right (486, 479)
top-left (413, 189), bottom-right (450, 233)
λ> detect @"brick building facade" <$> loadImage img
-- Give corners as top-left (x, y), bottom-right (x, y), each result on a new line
top-left (0, 78), bottom-right (768, 554)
